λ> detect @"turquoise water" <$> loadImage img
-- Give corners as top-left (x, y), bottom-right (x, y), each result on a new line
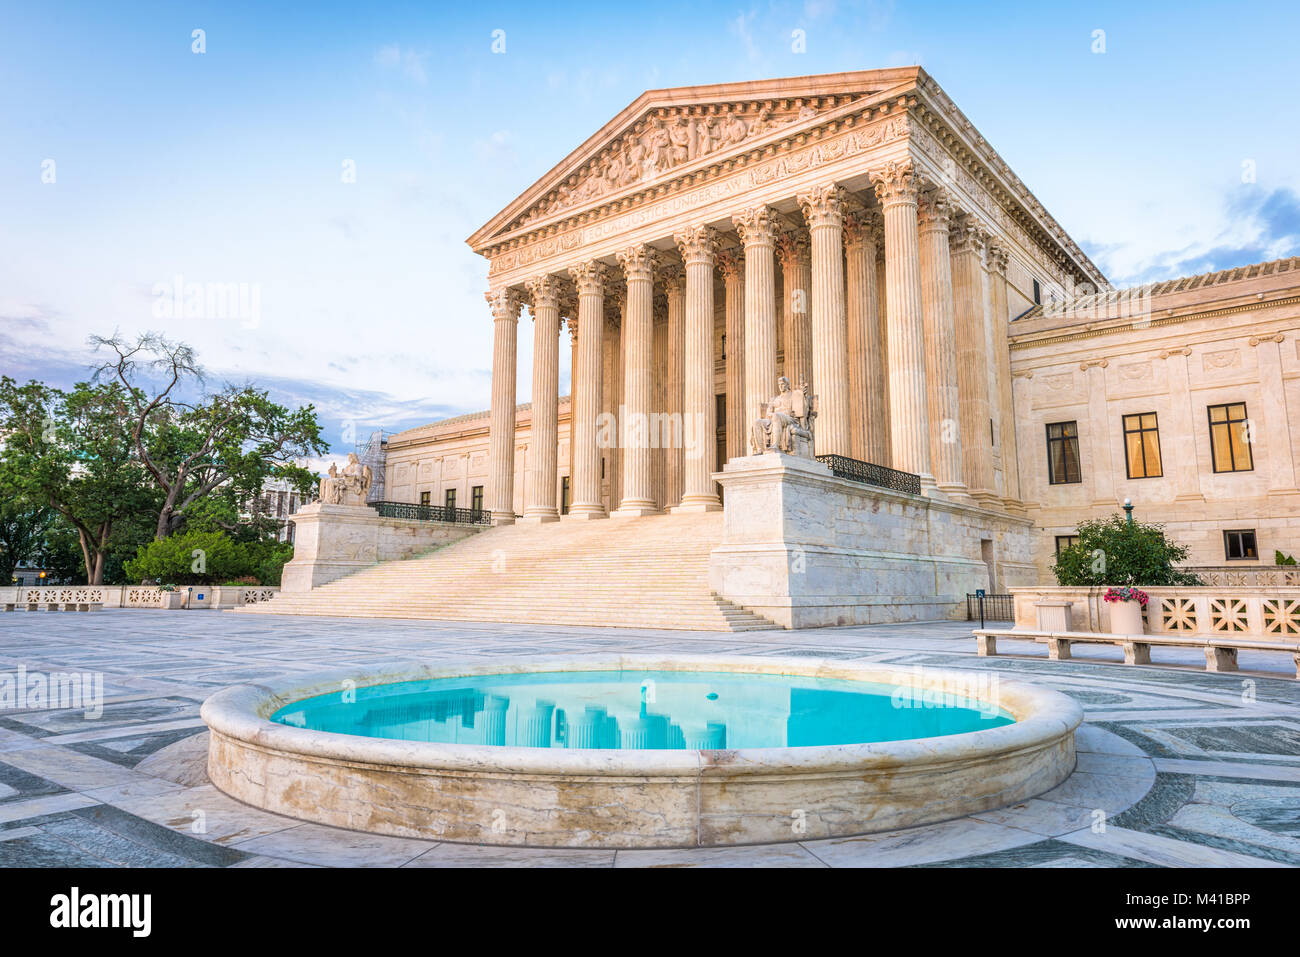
top-left (271, 670), bottom-right (1013, 750)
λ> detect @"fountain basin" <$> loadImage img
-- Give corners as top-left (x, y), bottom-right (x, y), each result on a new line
top-left (201, 654), bottom-right (1082, 848)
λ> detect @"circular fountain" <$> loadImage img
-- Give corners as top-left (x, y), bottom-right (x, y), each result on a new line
top-left (201, 654), bottom-right (1082, 848)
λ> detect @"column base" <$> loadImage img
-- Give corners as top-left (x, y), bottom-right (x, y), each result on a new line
top-left (671, 496), bottom-right (723, 513)
top-left (518, 510), bottom-right (561, 524)
top-left (563, 506), bottom-right (608, 521)
top-left (611, 501), bottom-right (662, 518)
top-left (970, 490), bottom-right (1003, 508)
top-left (936, 482), bottom-right (972, 502)
top-left (490, 511), bottom-right (516, 526)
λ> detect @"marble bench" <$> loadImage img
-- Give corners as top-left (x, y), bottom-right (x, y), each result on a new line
top-left (4, 601), bottom-right (101, 612)
top-left (973, 627), bottom-right (1300, 678)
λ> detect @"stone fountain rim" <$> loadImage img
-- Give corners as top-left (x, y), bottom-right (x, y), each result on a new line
top-left (200, 653), bottom-right (1083, 778)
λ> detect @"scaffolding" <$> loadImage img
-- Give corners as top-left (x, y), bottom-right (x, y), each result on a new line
top-left (354, 429), bottom-right (390, 504)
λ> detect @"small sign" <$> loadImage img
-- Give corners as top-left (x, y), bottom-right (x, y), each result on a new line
top-left (975, 589), bottom-right (986, 599)
top-left (197, 593), bottom-right (204, 600)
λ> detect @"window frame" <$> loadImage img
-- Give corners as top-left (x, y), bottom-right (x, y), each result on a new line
top-left (1045, 420), bottom-right (1082, 486)
top-left (1207, 402), bottom-right (1254, 473)
top-left (1121, 411), bottom-right (1163, 480)
top-left (1054, 534), bottom-right (1079, 557)
top-left (444, 488), bottom-right (456, 511)
top-left (1223, 528), bottom-right (1258, 561)
top-left (471, 485), bottom-right (484, 514)
top-left (419, 491), bottom-right (430, 507)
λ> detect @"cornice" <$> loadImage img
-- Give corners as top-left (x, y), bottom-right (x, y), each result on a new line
top-left (1009, 292), bottom-right (1300, 351)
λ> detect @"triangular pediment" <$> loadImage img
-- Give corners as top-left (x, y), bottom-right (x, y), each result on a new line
top-left (468, 68), bottom-right (922, 252)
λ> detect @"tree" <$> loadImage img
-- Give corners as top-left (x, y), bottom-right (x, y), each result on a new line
top-left (91, 332), bottom-right (327, 540)
top-left (0, 377), bottom-right (158, 584)
top-left (0, 501), bottom-right (53, 585)
top-left (1052, 515), bottom-right (1202, 587)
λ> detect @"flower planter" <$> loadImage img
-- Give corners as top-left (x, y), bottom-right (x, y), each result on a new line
top-left (1107, 598), bottom-right (1145, 635)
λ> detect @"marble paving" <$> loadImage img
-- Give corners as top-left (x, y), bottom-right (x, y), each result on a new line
top-left (0, 610), bottom-right (1296, 868)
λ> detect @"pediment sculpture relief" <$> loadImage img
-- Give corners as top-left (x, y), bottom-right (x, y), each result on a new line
top-left (751, 376), bottom-right (817, 458)
top-left (514, 101), bottom-right (829, 228)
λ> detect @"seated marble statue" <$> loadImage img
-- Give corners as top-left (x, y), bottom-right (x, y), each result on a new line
top-left (751, 376), bottom-right (816, 457)
top-left (318, 452), bottom-right (373, 506)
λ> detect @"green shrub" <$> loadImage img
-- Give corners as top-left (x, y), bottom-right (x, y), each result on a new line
top-left (1051, 515), bottom-right (1201, 587)
top-left (1276, 550), bottom-right (1297, 566)
top-left (125, 530), bottom-right (252, 585)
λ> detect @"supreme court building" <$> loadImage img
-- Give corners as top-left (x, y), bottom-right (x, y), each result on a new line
top-left (379, 67), bottom-right (1300, 606)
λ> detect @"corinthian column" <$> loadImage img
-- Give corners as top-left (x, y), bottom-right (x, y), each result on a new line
top-left (613, 244), bottom-right (659, 516)
top-left (566, 261), bottom-right (607, 520)
top-left (844, 210), bottom-right (886, 463)
top-left (522, 275), bottom-right (563, 522)
top-left (949, 218), bottom-right (997, 504)
top-left (663, 266), bottom-right (686, 509)
top-left (917, 190), bottom-right (966, 499)
top-left (673, 225), bottom-right (722, 511)
top-left (733, 206), bottom-right (779, 446)
top-left (718, 251), bottom-right (745, 461)
top-left (778, 228), bottom-right (812, 392)
top-left (486, 287), bottom-right (522, 524)
top-left (987, 244), bottom-right (1021, 508)
top-left (870, 160), bottom-right (932, 487)
top-left (797, 183), bottom-right (850, 457)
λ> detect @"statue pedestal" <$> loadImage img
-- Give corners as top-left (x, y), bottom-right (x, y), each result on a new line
top-left (280, 502), bottom-right (481, 593)
top-left (708, 452), bottom-right (1035, 629)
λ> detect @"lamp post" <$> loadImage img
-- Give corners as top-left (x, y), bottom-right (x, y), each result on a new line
top-left (1123, 497), bottom-right (1134, 526)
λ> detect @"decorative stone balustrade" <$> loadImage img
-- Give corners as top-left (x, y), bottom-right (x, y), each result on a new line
top-left (0, 585), bottom-right (280, 610)
top-left (1010, 586), bottom-right (1300, 639)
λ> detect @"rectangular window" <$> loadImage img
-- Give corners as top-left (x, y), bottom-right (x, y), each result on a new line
top-left (1224, 529), bottom-right (1258, 561)
top-left (419, 491), bottom-right (430, 507)
top-left (561, 476), bottom-right (571, 515)
top-left (444, 488), bottom-right (456, 511)
top-left (1122, 412), bottom-right (1163, 479)
top-left (1032, 279), bottom-right (1041, 304)
top-left (1046, 421), bottom-right (1082, 485)
top-left (471, 485), bottom-right (484, 513)
top-left (1208, 402), bottom-right (1253, 473)
top-left (1054, 535), bottom-right (1079, 557)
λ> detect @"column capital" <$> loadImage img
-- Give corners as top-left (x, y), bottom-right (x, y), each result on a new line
top-left (486, 287), bottom-right (523, 322)
top-left (797, 184), bottom-right (846, 229)
top-left (1249, 333), bottom-right (1286, 347)
top-left (843, 210), bottom-right (880, 251)
top-left (869, 159), bottom-right (919, 207)
top-left (524, 274), bottom-right (565, 311)
top-left (716, 250), bottom-right (744, 282)
top-left (673, 224), bottom-right (718, 266)
top-left (916, 190), bottom-right (957, 234)
top-left (616, 243), bottom-right (657, 281)
top-left (732, 205), bottom-right (780, 247)
top-left (568, 260), bottom-right (609, 296)
top-left (948, 215), bottom-right (989, 256)
top-left (565, 315), bottom-right (579, 341)
top-left (987, 243), bottom-right (1009, 275)
top-left (777, 227), bottom-right (811, 268)
top-left (659, 263), bottom-right (686, 295)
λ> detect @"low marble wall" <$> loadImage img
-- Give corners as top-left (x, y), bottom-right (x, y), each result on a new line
top-left (0, 585), bottom-right (280, 609)
top-left (1011, 585), bottom-right (1300, 639)
top-left (280, 502), bottom-right (480, 592)
top-left (201, 655), bottom-right (1082, 849)
top-left (709, 453), bottom-right (1036, 629)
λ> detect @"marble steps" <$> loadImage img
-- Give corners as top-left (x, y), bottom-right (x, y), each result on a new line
top-left (239, 512), bottom-right (779, 631)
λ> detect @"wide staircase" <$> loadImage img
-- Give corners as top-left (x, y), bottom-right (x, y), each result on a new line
top-left (236, 512), bottom-right (777, 631)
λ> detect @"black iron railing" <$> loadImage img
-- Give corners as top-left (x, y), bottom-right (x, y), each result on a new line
top-left (371, 501), bottom-right (492, 525)
top-left (815, 454), bottom-right (922, 496)
top-left (966, 593), bottom-right (1014, 623)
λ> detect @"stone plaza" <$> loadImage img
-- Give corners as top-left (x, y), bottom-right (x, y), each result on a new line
top-left (1, 611), bottom-right (1297, 867)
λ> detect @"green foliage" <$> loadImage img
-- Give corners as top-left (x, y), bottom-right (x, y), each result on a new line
top-left (92, 332), bottom-right (327, 540)
top-left (1051, 515), bottom-right (1201, 587)
top-left (0, 376), bottom-right (159, 583)
top-left (1276, 550), bottom-right (1297, 566)
top-left (124, 529), bottom-right (292, 585)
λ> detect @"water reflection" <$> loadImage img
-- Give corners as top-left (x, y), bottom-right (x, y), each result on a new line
top-left (272, 671), bottom-right (1011, 750)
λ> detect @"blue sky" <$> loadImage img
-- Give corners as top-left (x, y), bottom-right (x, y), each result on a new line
top-left (2, 0), bottom-right (1298, 463)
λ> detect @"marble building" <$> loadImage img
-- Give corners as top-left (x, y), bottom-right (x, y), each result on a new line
top-left (379, 67), bottom-right (1299, 584)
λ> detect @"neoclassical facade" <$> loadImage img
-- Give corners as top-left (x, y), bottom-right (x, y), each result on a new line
top-left (379, 68), bottom-right (1299, 584)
